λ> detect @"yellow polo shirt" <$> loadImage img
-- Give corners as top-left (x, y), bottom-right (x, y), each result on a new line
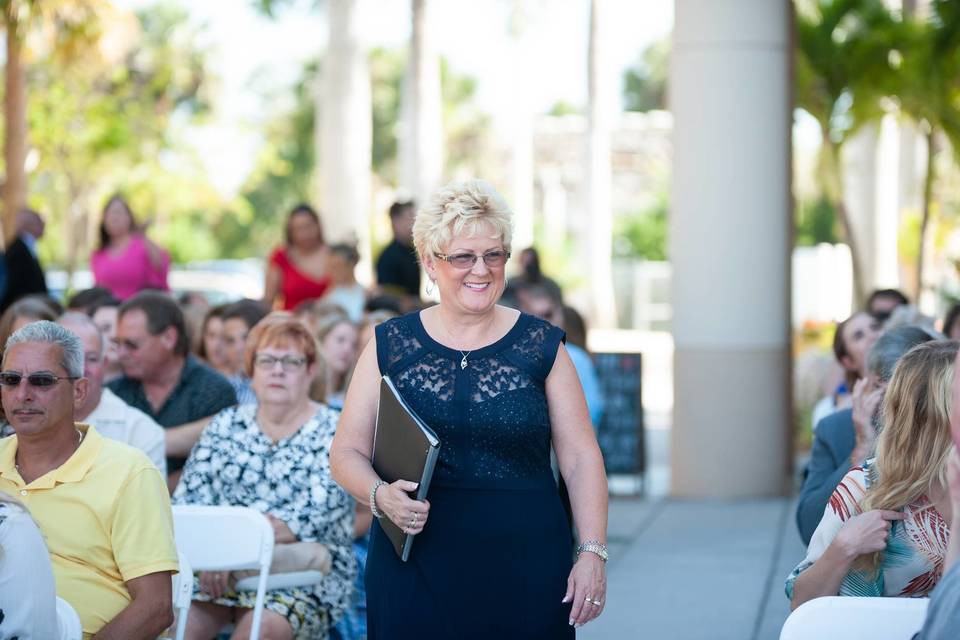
top-left (0, 423), bottom-right (178, 637)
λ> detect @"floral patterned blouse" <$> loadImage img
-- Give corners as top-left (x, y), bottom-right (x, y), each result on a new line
top-left (786, 459), bottom-right (950, 599)
top-left (173, 403), bottom-right (356, 629)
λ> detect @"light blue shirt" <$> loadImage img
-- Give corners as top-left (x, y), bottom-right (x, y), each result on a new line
top-left (566, 343), bottom-right (605, 427)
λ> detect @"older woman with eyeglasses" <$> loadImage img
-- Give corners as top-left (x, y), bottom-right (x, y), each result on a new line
top-left (331, 180), bottom-right (609, 639)
top-left (173, 313), bottom-right (356, 640)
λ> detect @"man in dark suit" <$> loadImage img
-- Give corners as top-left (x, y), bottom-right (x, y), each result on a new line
top-left (796, 325), bottom-right (935, 545)
top-left (1, 208), bottom-right (48, 312)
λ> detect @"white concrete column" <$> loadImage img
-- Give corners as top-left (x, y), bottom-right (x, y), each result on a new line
top-left (670, 0), bottom-right (792, 497)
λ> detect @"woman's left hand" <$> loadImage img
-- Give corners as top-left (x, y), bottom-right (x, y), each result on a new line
top-left (562, 552), bottom-right (606, 628)
top-left (266, 514), bottom-right (298, 544)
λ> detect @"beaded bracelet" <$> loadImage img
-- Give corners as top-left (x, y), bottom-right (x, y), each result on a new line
top-left (577, 539), bottom-right (609, 562)
top-left (369, 479), bottom-right (388, 519)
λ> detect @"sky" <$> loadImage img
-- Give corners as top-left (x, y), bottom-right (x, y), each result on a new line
top-left (116, 0), bottom-right (675, 196)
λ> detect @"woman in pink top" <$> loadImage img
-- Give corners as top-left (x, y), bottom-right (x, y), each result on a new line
top-left (91, 195), bottom-right (171, 299)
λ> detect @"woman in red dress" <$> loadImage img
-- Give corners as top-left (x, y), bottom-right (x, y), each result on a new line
top-left (264, 204), bottom-right (332, 310)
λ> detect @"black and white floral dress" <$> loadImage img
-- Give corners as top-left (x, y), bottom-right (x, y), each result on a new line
top-left (173, 404), bottom-right (356, 639)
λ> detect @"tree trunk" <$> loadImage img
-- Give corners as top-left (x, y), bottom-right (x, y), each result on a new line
top-left (586, 0), bottom-right (617, 327)
top-left (824, 138), bottom-right (866, 306)
top-left (317, 0), bottom-right (372, 272)
top-left (507, 0), bottom-right (534, 251)
top-left (398, 0), bottom-right (442, 207)
top-left (915, 127), bottom-right (936, 302)
top-left (3, 4), bottom-right (27, 248)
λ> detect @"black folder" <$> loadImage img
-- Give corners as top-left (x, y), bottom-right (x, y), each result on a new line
top-left (372, 375), bottom-right (441, 561)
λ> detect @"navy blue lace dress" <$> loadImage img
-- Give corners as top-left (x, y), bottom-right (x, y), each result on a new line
top-left (366, 311), bottom-right (575, 640)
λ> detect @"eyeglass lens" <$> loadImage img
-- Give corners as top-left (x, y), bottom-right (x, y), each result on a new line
top-left (448, 251), bottom-right (509, 268)
top-left (0, 372), bottom-right (60, 387)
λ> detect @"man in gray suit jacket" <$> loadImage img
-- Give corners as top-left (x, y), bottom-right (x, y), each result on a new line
top-left (796, 325), bottom-right (935, 545)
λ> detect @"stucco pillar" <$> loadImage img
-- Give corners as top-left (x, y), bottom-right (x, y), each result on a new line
top-left (669, 0), bottom-right (792, 497)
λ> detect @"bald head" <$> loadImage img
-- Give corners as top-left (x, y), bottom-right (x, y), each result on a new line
top-left (58, 313), bottom-right (105, 419)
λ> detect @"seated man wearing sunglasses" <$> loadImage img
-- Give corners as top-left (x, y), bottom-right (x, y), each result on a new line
top-left (0, 320), bottom-right (178, 639)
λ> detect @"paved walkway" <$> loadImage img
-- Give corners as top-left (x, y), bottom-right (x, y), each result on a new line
top-left (580, 496), bottom-right (805, 640)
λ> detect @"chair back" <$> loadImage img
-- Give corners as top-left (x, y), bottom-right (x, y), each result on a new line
top-left (55, 596), bottom-right (82, 640)
top-left (172, 505), bottom-right (274, 640)
top-left (780, 596), bottom-right (929, 640)
top-left (172, 551), bottom-right (194, 640)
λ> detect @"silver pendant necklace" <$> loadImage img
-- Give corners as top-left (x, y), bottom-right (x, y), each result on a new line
top-left (459, 350), bottom-right (471, 369)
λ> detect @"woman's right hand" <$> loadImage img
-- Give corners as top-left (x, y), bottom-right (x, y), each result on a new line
top-left (199, 570), bottom-right (234, 600)
top-left (834, 509), bottom-right (905, 558)
top-left (375, 479), bottom-right (430, 535)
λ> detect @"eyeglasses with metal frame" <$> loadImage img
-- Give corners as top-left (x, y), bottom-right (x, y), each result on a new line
top-left (433, 250), bottom-right (511, 269)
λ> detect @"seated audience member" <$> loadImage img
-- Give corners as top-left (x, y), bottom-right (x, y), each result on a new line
top-left (363, 293), bottom-right (405, 316)
top-left (221, 299), bottom-right (269, 405)
top-left (89, 295), bottom-right (123, 383)
top-left (796, 326), bottom-right (934, 545)
top-left (66, 286), bottom-right (115, 313)
top-left (942, 302), bottom-right (960, 341)
top-left (108, 292), bottom-right (236, 485)
top-left (914, 448), bottom-right (960, 639)
top-left (0, 321), bottom-right (177, 637)
top-left (375, 200), bottom-right (420, 299)
top-left (322, 243), bottom-right (366, 322)
top-left (59, 312), bottom-right (166, 475)
top-left (0, 296), bottom-right (59, 365)
top-left (787, 340), bottom-right (957, 607)
top-left (810, 311), bottom-right (882, 430)
top-left (195, 304), bottom-right (231, 376)
top-left (504, 246), bottom-right (562, 306)
top-left (914, 350), bottom-right (960, 639)
top-left (518, 283), bottom-right (605, 426)
top-left (358, 309), bottom-right (397, 349)
top-left (866, 288), bottom-right (909, 323)
top-left (0, 493), bottom-right (58, 639)
top-left (314, 309), bottom-right (359, 410)
top-left (173, 313), bottom-right (356, 640)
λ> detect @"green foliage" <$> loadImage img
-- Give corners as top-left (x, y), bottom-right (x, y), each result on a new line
top-left (24, 2), bottom-right (212, 267)
top-left (546, 101), bottom-right (581, 117)
top-left (795, 197), bottom-right (839, 246)
top-left (612, 193), bottom-right (668, 260)
top-left (622, 36), bottom-right (669, 113)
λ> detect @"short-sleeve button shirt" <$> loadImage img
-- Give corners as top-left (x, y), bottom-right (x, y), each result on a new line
top-left (108, 355), bottom-right (237, 471)
top-left (0, 424), bottom-right (179, 637)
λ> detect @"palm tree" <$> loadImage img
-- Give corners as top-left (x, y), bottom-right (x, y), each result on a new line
top-left (894, 0), bottom-right (960, 299)
top-left (795, 0), bottom-right (899, 304)
top-left (257, 0), bottom-right (372, 250)
top-left (586, 0), bottom-right (616, 327)
top-left (1, 0), bottom-right (103, 247)
top-left (398, 0), bottom-right (442, 207)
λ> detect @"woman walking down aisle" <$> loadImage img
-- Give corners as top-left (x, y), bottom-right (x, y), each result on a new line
top-left (91, 195), bottom-right (170, 299)
top-left (331, 180), bottom-right (609, 639)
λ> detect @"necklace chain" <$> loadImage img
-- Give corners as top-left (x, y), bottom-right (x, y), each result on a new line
top-left (14, 428), bottom-right (83, 472)
top-left (437, 313), bottom-right (487, 370)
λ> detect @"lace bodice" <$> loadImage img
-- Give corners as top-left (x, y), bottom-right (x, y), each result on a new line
top-left (375, 311), bottom-right (565, 489)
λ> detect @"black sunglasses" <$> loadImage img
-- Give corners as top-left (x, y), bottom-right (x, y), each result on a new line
top-left (0, 372), bottom-right (80, 388)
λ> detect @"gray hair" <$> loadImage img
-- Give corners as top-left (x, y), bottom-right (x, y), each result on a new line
top-left (3, 320), bottom-right (84, 377)
top-left (866, 325), bottom-right (935, 383)
top-left (58, 312), bottom-right (105, 356)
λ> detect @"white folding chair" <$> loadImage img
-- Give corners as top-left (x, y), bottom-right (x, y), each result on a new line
top-left (172, 505), bottom-right (274, 640)
top-left (172, 551), bottom-right (194, 640)
top-left (780, 596), bottom-right (929, 640)
top-left (55, 596), bottom-right (82, 640)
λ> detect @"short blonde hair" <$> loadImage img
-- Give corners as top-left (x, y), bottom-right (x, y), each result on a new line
top-left (243, 312), bottom-right (319, 377)
top-left (412, 179), bottom-right (514, 260)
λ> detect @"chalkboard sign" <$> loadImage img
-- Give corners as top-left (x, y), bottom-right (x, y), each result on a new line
top-left (593, 353), bottom-right (644, 476)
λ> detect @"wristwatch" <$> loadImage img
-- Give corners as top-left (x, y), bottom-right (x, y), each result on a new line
top-left (577, 540), bottom-right (609, 562)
